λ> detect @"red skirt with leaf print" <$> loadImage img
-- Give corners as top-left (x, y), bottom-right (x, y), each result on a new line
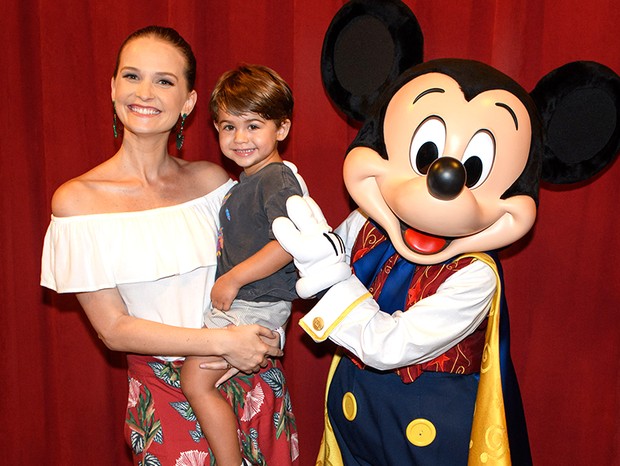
top-left (125, 355), bottom-right (299, 466)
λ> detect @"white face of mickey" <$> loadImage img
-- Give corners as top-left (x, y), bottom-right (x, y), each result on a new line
top-left (343, 72), bottom-right (538, 265)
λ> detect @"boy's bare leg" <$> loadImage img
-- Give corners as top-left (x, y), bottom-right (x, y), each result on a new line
top-left (182, 355), bottom-right (242, 466)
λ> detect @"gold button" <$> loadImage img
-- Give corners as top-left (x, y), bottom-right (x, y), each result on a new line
top-left (342, 392), bottom-right (357, 421)
top-left (406, 418), bottom-right (436, 447)
top-left (313, 317), bottom-right (324, 331)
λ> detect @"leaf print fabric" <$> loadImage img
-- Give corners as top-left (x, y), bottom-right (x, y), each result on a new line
top-left (124, 355), bottom-right (299, 466)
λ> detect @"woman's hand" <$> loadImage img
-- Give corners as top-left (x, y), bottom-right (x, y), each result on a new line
top-left (207, 324), bottom-right (282, 373)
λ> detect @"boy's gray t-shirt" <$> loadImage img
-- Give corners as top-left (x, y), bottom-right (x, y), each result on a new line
top-left (216, 162), bottom-right (303, 302)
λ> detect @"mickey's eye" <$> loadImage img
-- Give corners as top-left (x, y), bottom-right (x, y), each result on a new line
top-left (462, 130), bottom-right (495, 189)
top-left (410, 117), bottom-right (446, 175)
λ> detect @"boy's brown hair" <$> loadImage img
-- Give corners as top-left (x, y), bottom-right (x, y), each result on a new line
top-left (209, 64), bottom-right (293, 126)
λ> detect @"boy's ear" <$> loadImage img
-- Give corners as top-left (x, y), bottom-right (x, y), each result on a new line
top-left (277, 119), bottom-right (292, 140)
top-left (212, 120), bottom-right (220, 132)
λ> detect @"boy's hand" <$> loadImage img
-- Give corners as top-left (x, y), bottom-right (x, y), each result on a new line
top-left (273, 195), bottom-right (351, 298)
top-left (210, 273), bottom-right (240, 311)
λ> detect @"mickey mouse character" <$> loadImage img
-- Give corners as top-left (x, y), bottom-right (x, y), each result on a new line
top-left (273, 1), bottom-right (620, 465)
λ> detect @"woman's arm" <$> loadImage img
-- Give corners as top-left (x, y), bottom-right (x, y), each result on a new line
top-left (76, 287), bottom-right (282, 372)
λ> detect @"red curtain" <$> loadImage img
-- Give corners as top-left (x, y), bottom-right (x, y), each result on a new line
top-left (2, 1), bottom-right (618, 464)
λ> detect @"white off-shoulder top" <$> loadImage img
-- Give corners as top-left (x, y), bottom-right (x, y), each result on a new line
top-left (41, 179), bottom-right (235, 331)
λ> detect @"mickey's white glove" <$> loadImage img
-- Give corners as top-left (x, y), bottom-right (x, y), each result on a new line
top-left (273, 195), bottom-right (351, 298)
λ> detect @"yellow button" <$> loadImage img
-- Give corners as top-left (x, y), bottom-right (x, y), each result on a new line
top-left (313, 317), bottom-right (324, 331)
top-left (342, 392), bottom-right (357, 421)
top-left (406, 418), bottom-right (436, 447)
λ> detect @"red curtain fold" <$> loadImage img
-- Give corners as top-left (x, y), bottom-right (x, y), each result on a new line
top-left (2, 1), bottom-right (618, 464)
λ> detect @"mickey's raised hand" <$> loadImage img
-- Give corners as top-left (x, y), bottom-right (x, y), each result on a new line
top-left (273, 195), bottom-right (351, 298)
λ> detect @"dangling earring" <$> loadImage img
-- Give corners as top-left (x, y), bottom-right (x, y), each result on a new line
top-left (112, 101), bottom-right (118, 138)
top-left (176, 113), bottom-right (187, 150)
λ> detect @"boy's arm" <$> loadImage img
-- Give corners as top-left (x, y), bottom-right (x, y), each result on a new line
top-left (210, 240), bottom-right (292, 311)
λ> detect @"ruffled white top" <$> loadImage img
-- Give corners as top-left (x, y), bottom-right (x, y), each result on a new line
top-left (41, 179), bottom-right (235, 331)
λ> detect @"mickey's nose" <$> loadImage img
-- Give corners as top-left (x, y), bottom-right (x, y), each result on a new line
top-left (426, 157), bottom-right (466, 200)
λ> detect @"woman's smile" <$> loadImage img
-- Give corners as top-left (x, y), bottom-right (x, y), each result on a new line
top-left (128, 104), bottom-right (161, 116)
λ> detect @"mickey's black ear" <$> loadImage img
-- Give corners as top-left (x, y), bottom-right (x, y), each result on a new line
top-left (321, 0), bottom-right (423, 122)
top-left (530, 61), bottom-right (620, 184)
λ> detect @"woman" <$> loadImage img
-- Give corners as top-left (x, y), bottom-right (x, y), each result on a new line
top-left (41, 26), bottom-right (298, 466)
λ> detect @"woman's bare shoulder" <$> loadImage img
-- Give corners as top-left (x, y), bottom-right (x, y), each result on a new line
top-left (51, 177), bottom-right (97, 217)
top-left (50, 162), bottom-right (115, 217)
top-left (182, 159), bottom-right (231, 193)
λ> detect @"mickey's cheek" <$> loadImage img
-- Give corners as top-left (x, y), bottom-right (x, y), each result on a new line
top-left (344, 147), bottom-right (390, 181)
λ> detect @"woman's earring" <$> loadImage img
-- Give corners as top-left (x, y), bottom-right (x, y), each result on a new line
top-left (176, 113), bottom-right (187, 150)
top-left (112, 101), bottom-right (118, 138)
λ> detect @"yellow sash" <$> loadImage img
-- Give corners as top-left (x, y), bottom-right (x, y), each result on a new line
top-left (315, 253), bottom-right (511, 465)
top-left (316, 351), bottom-right (344, 466)
top-left (466, 253), bottom-right (511, 465)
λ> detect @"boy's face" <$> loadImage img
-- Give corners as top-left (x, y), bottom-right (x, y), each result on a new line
top-left (214, 111), bottom-right (291, 176)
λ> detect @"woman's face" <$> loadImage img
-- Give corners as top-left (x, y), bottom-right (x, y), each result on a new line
top-left (111, 36), bottom-right (197, 139)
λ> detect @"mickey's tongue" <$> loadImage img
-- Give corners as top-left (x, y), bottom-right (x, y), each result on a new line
top-left (403, 228), bottom-right (448, 254)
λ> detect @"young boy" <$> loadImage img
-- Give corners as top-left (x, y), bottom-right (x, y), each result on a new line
top-left (181, 64), bottom-right (305, 466)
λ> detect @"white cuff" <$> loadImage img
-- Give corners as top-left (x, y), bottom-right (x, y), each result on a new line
top-left (274, 326), bottom-right (286, 350)
top-left (299, 275), bottom-right (372, 342)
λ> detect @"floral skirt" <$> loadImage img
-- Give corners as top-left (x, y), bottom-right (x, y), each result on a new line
top-left (125, 355), bottom-right (299, 466)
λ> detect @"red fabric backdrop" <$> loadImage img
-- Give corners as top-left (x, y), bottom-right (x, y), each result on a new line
top-left (2, 0), bottom-right (618, 464)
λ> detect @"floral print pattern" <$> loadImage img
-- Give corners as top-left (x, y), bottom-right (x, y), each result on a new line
top-left (125, 356), bottom-right (298, 465)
